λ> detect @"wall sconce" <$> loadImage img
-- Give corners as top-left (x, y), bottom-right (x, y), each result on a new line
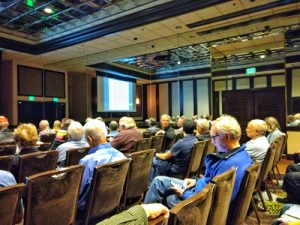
top-left (136, 97), bottom-right (140, 105)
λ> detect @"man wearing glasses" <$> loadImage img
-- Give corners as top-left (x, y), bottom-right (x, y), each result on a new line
top-left (144, 115), bottom-right (253, 209)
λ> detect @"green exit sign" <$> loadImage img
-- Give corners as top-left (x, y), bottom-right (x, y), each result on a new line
top-left (28, 96), bottom-right (35, 101)
top-left (246, 67), bottom-right (256, 75)
top-left (53, 98), bottom-right (59, 102)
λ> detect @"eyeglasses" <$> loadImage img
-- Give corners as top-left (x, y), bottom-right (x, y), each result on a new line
top-left (211, 134), bottom-right (220, 140)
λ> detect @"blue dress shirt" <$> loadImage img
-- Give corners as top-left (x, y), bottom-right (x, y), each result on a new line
top-left (78, 143), bottom-right (126, 210)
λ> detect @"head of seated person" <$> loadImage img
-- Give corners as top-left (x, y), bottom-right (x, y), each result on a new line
top-left (0, 115), bottom-right (9, 130)
top-left (84, 119), bottom-right (107, 148)
top-left (109, 121), bottom-right (118, 132)
top-left (182, 119), bottom-right (196, 135)
top-left (119, 117), bottom-right (136, 130)
top-left (148, 118), bottom-right (157, 127)
top-left (160, 114), bottom-right (171, 130)
top-left (196, 118), bottom-right (210, 135)
top-left (246, 119), bottom-right (268, 140)
top-left (67, 121), bottom-right (84, 142)
top-left (176, 116), bottom-right (185, 128)
top-left (39, 120), bottom-right (50, 132)
top-left (52, 120), bottom-right (62, 133)
top-left (264, 116), bottom-right (281, 133)
top-left (14, 123), bottom-right (38, 151)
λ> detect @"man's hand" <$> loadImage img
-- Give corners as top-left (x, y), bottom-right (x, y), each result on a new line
top-left (141, 203), bottom-right (169, 220)
top-left (171, 185), bottom-right (185, 197)
top-left (183, 178), bottom-right (197, 189)
top-left (155, 130), bottom-right (165, 136)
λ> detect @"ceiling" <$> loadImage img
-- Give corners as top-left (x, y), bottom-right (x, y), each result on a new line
top-left (1, 0), bottom-right (300, 80)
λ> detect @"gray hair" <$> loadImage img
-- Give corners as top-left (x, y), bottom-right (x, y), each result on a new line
top-left (68, 121), bottom-right (84, 141)
top-left (39, 120), bottom-right (49, 129)
top-left (213, 115), bottom-right (241, 141)
top-left (84, 119), bottom-right (107, 141)
top-left (248, 119), bottom-right (268, 136)
top-left (196, 119), bottom-right (210, 132)
top-left (119, 117), bottom-right (136, 129)
top-left (161, 114), bottom-right (171, 121)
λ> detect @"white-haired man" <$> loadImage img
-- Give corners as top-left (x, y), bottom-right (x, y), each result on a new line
top-left (245, 119), bottom-right (270, 164)
top-left (144, 115), bottom-right (252, 209)
top-left (56, 121), bottom-right (89, 165)
top-left (78, 119), bottom-right (126, 211)
top-left (38, 119), bottom-right (55, 139)
top-left (156, 114), bottom-right (175, 151)
top-left (110, 117), bottom-right (142, 153)
top-left (195, 118), bottom-right (211, 141)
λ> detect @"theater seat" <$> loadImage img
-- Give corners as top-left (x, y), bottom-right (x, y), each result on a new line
top-left (0, 145), bottom-right (16, 156)
top-left (0, 155), bottom-right (14, 172)
top-left (0, 183), bottom-right (25, 225)
top-left (133, 138), bottom-right (151, 152)
top-left (24, 165), bottom-right (84, 225)
top-left (65, 147), bottom-right (90, 167)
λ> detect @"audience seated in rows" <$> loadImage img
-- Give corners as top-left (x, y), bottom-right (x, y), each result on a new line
top-left (265, 116), bottom-right (285, 144)
top-left (97, 203), bottom-right (169, 225)
top-left (149, 119), bottom-right (197, 182)
top-left (109, 117), bottom-right (142, 153)
top-left (287, 113), bottom-right (300, 127)
top-left (245, 119), bottom-right (270, 164)
top-left (0, 115), bottom-right (14, 142)
top-left (52, 120), bottom-right (62, 134)
top-left (143, 118), bottom-right (160, 137)
top-left (56, 121), bottom-right (89, 166)
top-left (51, 118), bottom-right (73, 149)
top-left (38, 120), bottom-right (55, 139)
top-left (155, 114), bottom-right (176, 151)
top-left (107, 120), bottom-right (119, 138)
top-left (195, 118), bottom-right (211, 141)
top-left (144, 115), bottom-right (253, 209)
top-left (175, 116), bottom-right (185, 135)
top-left (12, 123), bottom-right (39, 181)
top-left (78, 119), bottom-right (126, 211)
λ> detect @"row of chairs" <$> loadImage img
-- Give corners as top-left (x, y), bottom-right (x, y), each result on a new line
top-left (0, 148), bottom-right (156, 225)
top-left (0, 142), bottom-right (52, 156)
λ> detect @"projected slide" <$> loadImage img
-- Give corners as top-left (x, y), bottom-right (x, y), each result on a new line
top-left (97, 77), bottom-right (136, 112)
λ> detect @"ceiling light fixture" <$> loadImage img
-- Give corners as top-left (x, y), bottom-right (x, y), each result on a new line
top-left (44, 7), bottom-right (53, 14)
top-left (260, 55), bottom-right (266, 59)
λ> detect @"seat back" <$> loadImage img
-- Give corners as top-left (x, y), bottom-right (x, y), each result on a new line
top-left (18, 150), bottom-right (59, 182)
top-left (206, 140), bottom-right (216, 155)
top-left (83, 158), bottom-right (131, 225)
top-left (0, 183), bottom-right (25, 225)
top-left (207, 168), bottom-right (236, 225)
top-left (279, 133), bottom-right (287, 156)
top-left (123, 149), bottom-right (155, 208)
top-left (227, 162), bottom-right (260, 225)
top-left (0, 141), bottom-right (15, 146)
top-left (150, 135), bottom-right (164, 153)
top-left (256, 141), bottom-right (277, 189)
top-left (0, 155), bottom-right (14, 172)
top-left (272, 135), bottom-right (284, 169)
top-left (37, 142), bottom-right (52, 151)
top-left (133, 138), bottom-right (151, 152)
top-left (25, 165), bottom-right (84, 225)
top-left (65, 147), bottom-right (90, 166)
top-left (185, 141), bottom-right (207, 178)
top-left (39, 133), bottom-right (56, 144)
top-left (0, 145), bottom-right (16, 156)
top-left (168, 183), bottom-right (214, 225)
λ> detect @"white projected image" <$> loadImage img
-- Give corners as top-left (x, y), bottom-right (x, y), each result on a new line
top-left (109, 79), bottom-right (129, 110)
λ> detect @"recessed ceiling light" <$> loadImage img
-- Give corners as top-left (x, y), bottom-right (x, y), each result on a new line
top-left (177, 61), bottom-right (181, 64)
top-left (44, 7), bottom-right (53, 14)
top-left (260, 55), bottom-right (266, 59)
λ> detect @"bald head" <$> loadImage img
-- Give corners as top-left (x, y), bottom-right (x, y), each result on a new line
top-left (246, 119), bottom-right (268, 140)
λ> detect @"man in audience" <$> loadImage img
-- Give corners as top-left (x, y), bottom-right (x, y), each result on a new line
top-left (144, 115), bottom-right (253, 208)
top-left (56, 121), bottom-right (89, 166)
top-left (38, 120), bottom-right (55, 139)
top-left (245, 119), bottom-right (270, 164)
top-left (155, 114), bottom-right (175, 151)
top-left (175, 116), bottom-right (185, 135)
top-left (107, 121), bottom-right (119, 139)
top-left (195, 118), bottom-right (211, 141)
top-left (97, 203), bottom-right (169, 225)
top-left (143, 118), bottom-right (160, 137)
top-left (110, 117), bottom-right (142, 153)
top-left (78, 119), bottom-right (126, 211)
top-left (277, 163), bottom-right (300, 204)
top-left (149, 119), bottom-right (197, 182)
top-left (0, 115), bottom-right (13, 142)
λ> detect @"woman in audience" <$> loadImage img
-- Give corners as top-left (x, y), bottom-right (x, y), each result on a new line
top-left (52, 120), bottom-right (61, 134)
top-left (264, 116), bottom-right (284, 144)
top-left (12, 123), bottom-right (39, 181)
